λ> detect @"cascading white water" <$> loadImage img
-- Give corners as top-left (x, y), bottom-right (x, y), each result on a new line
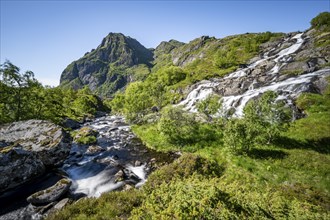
top-left (63, 116), bottom-right (152, 198)
top-left (222, 68), bottom-right (330, 117)
top-left (177, 33), bottom-right (330, 117)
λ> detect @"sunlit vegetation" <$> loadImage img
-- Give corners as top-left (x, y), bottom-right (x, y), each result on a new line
top-left (0, 61), bottom-right (108, 125)
top-left (6, 12), bottom-right (330, 220)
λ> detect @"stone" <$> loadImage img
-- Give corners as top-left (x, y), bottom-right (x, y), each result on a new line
top-left (0, 120), bottom-right (71, 192)
top-left (61, 118), bottom-right (81, 130)
top-left (27, 178), bottom-right (71, 205)
top-left (53, 198), bottom-right (70, 210)
top-left (86, 145), bottom-right (105, 155)
top-left (135, 160), bottom-right (142, 166)
top-left (59, 33), bottom-right (154, 97)
top-left (123, 184), bottom-right (134, 191)
top-left (0, 148), bottom-right (46, 193)
top-left (114, 170), bottom-right (125, 182)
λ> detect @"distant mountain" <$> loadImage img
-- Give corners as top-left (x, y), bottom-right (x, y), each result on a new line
top-left (60, 33), bottom-right (153, 97)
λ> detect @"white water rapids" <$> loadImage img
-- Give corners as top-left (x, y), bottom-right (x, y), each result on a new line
top-left (178, 33), bottom-right (330, 117)
top-left (62, 116), bottom-right (154, 198)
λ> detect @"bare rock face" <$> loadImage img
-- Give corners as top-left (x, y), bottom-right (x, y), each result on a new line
top-left (0, 120), bottom-right (71, 192)
top-left (0, 148), bottom-right (46, 193)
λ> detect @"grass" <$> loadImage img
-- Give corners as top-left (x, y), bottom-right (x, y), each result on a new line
top-left (51, 64), bottom-right (330, 220)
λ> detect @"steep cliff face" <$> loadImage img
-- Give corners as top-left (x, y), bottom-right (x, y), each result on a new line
top-left (60, 33), bottom-right (153, 97)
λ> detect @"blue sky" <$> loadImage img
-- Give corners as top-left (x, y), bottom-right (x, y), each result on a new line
top-left (1, 0), bottom-right (329, 86)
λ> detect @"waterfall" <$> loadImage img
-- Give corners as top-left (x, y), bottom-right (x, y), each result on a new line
top-left (177, 33), bottom-right (330, 117)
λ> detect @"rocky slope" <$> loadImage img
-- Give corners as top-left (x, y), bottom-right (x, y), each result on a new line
top-left (178, 30), bottom-right (330, 116)
top-left (59, 17), bottom-right (329, 108)
top-left (60, 33), bottom-right (153, 97)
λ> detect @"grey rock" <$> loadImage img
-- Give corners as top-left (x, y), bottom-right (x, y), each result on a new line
top-left (53, 198), bottom-right (70, 210)
top-left (0, 148), bottom-right (46, 193)
top-left (60, 33), bottom-right (153, 97)
top-left (61, 118), bottom-right (81, 129)
top-left (27, 178), bottom-right (71, 205)
top-left (86, 145), bottom-right (105, 155)
top-left (0, 120), bottom-right (71, 192)
top-left (114, 170), bottom-right (125, 182)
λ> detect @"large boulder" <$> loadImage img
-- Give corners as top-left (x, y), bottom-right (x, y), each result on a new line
top-left (0, 120), bottom-right (71, 192)
top-left (0, 147), bottom-right (46, 193)
top-left (27, 178), bottom-right (71, 205)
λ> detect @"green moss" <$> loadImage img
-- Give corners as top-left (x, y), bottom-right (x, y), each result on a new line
top-left (280, 69), bottom-right (304, 76)
top-left (73, 127), bottom-right (98, 145)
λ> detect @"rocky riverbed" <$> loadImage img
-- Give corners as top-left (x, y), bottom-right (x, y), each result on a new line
top-left (0, 116), bottom-right (176, 220)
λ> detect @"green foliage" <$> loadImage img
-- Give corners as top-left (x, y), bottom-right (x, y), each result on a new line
top-left (311, 12), bottom-right (330, 31)
top-left (0, 61), bottom-right (108, 125)
top-left (223, 118), bottom-right (255, 153)
top-left (143, 153), bottom-right (223, 194)
top-left (244, 91), bottom-right (292, 144)
top-left (123, 81), bottom-right (153, 122)
top-left (73, 127), bottom-right (98, 145)
top-left (110, 66), bottom-right (187, 121)
top-left (157, 66), bottom-right (186, 86)
top-left (48, 190), bottom-right (144, 220)
top-left (286, 84), bottom-right (330, 146)
top-left (131, 176), bottom-right (224, 219)
top-left (223, 91), bottom-right (292, 154)
top-left (196, 94), bottom-right (222, 121)
top-left (71, 86), bottom-right (100, 116)
top-left (0, 61), bottom-right (42, 123)
top-left (158, 107), bottom-right (198, 145)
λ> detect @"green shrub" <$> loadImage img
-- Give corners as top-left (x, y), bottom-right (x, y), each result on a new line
top-left (158, 107), bottom-right (199, 146)
top-left (224, 91), bottom-right (291, 154)
top-left (223, 118), bottom-right (254, 154)
top-left (244, 91), bottom-right (292, 145)
top-left (131, 176), bottom-right (225, 220)
top-left (311, 12), bottom-right (330, 31)
top-left (48, 190), bottom-right (144, 220)
top-left (196, 94), bottom-right (222, 121)
top-left (143, 153), bottom-right (224, 194)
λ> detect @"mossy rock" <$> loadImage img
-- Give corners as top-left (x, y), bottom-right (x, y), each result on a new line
top-left (73, 127), bottom-right (98, 145)
top-left (27, 178), bottom-right (72, 205)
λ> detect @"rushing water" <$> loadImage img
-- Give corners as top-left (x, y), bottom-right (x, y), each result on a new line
top-left (0, 115), bottom-right (173, 219)
top-left (63, 115), bottom-right (172, 198)
top-left (178, 33), bottom-right (330, 116)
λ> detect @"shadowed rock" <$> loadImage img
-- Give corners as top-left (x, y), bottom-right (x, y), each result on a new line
top-left (0, 120), bottom-right (71, 192)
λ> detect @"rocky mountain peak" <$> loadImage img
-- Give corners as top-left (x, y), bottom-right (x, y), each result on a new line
top-left (59, 33), bottom-right (153, 96)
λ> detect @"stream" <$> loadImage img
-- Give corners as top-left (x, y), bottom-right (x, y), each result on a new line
top-left (0, 115), bottom-right (175, 220)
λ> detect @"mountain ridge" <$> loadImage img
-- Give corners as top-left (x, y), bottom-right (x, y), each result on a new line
top-left (59, 15), bottom-right (330, 99)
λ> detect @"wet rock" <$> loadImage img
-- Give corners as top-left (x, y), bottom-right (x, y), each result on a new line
top-left (135, 160), bottom-right (142, 166)
top-left (86, 145), bottom-right (105, 155)
top-left (95, 111), bottom-right (107, 118)
top-left (0, 120), bottom-right (71, 192)
top-left (108, 126), bottom-right (118, 132)
top-left (27, 178), bottom-right (71, 205)
top-left (114, 170), bottom-right (125, 182)
top-left (61, 118), bottom-right (81, 130)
